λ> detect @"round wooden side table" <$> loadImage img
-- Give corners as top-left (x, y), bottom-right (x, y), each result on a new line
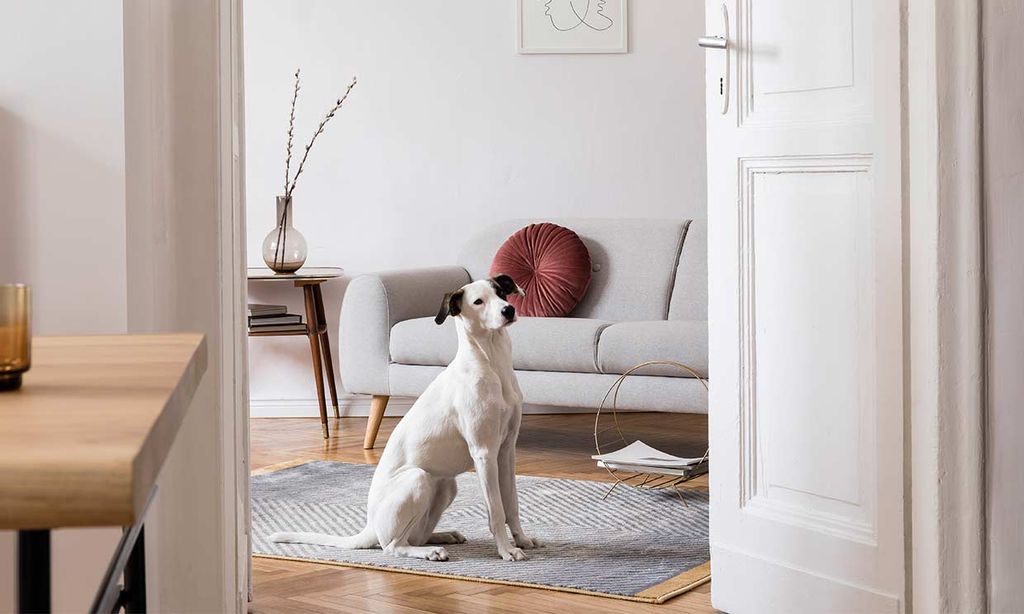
top-left (247, 267), bottom-right (343, 439)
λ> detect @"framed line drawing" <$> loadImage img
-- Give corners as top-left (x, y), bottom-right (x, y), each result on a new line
top-left (516, 0), bottom-right (628, 54)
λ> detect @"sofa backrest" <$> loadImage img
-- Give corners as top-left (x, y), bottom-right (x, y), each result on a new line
top-left (457, 218), bottom-right (702, 321)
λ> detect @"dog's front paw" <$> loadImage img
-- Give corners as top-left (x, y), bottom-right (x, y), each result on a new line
top-left (426, 546), bottom-right (449, 562)
top-left (514, 535), bottom-right (542, 549)
top-left (500, 547), bottom-right (527, 562)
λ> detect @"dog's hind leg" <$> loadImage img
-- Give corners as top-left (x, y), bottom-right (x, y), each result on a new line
top-left (373, 468), bottom-right (451, 561)
top-left (426, 530), bottom-right (466, 544)
top-left (409, 478), bottom-right (466, 545)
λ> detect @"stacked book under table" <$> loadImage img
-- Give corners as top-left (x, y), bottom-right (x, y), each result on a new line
top-left (248, 303), bottom-right (306, 334)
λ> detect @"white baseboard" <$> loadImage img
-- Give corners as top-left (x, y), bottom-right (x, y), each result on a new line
top-left (248, 395), bottom-right (600, 418)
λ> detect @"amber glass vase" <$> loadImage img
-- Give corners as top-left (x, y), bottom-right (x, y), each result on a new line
top-left (0, 284), bottom-right (30, 391)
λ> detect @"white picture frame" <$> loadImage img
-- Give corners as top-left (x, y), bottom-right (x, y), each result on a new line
top-left (516, 0), bottom-right (628, 54)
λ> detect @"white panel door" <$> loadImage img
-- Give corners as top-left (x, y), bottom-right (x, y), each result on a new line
top-left (704, 0), bottom-right (904, 611)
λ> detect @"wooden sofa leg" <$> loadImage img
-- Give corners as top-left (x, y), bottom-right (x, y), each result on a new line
top-left (364, 395), bottom-right (389, 449)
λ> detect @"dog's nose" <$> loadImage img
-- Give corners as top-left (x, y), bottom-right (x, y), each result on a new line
top-left (501, 305), bottom-right (516, 321)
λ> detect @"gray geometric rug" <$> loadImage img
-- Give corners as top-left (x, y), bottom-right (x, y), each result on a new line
top-left (251, 460), bottom-right (710, 603)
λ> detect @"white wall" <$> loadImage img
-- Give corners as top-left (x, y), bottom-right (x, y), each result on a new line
top-left (0, 1), bottom-right (127, 332)
top-left (983, 1), bottom-right (1024, 611)
top-left (0, 1), bottom-right (126, 611)
top-left (243, 0), bottom-right (707, 413)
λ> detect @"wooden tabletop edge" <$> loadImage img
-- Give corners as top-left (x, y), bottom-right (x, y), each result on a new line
top-left (0, 333), bottom-right (210, 530)
top-left (129, 333), bottom-right (209, 522)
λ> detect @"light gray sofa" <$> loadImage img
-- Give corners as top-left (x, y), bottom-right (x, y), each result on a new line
top-left (339, 218), bottom-right (708, 448)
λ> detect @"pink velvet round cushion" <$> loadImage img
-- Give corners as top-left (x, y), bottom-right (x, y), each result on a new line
top-left (489, 223), bottom-right (592, 317)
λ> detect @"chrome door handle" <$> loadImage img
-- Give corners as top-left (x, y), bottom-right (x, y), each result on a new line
top-left (698, 36), bottom-right (727, 49)
top-left (699, 4), bottom-right (730, 115)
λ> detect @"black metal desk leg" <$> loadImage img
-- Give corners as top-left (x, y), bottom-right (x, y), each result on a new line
top-left (123, 525), bottom-right (146, 613)
top-left (18, 530), bottom-right (51, 614)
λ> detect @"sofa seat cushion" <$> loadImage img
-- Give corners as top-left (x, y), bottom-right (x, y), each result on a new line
top-left (390, 316), bottom-right (612, 373)
top-left (597, 320), bottom-right (708, 378)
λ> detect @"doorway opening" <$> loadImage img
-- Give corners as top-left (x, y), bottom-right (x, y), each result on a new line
top-left (240, 1), bottom-right (711, 610)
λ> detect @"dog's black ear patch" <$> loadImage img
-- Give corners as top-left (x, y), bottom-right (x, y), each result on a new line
top-left (490, 274), bottom-right (525, 299)
top-left (435, 289), bottom-right (464, 325)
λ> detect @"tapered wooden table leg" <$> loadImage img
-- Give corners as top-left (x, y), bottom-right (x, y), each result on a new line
top-left (303, 285), bottom-right (329, 439)
top-left (312, 284), bottom-right (340, 418)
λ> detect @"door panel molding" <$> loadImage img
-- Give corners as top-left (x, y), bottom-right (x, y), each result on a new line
top-left (736, 0), bottom-right (871, 127)
top-left (737, 155), bottom-right (877, 545)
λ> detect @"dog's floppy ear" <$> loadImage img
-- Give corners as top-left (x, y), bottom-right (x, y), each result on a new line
top-left (491, 273), bottom-right (526, 298)
top-left (435, 289), bottom-right (464, 325)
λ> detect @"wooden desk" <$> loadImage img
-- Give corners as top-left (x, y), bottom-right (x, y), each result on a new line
top-left (0, 334), bottom-right (207, 612)
top-left (247, 267), bottom-right (342, 439)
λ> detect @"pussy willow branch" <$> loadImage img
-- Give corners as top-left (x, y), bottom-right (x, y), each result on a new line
top-left (273, 198), bottom-right (289, 269)
top-left (286, 76), bottom-right (358, 199)
top-left (274, 70), bottom-right (301, 269)
top-left (276, 67), bottom-right (297, 265)
top-left (283, 69), bottom-right (300, 198)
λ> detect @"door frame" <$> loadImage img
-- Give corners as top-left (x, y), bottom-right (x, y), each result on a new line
top-left (216, 0), bottom-right (251, 606)
top-left (203, 0), bottom-right (988, 610)
top-left (905, 0), bottom-right (986, 611)
top-left (122, 0), bottom-right (248, 609)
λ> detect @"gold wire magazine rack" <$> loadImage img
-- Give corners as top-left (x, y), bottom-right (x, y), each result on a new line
top-left (593, 361), bottom-right (709, 502)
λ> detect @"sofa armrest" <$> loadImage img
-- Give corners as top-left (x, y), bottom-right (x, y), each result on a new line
top-left (339, 266), bottom-right (471, 395)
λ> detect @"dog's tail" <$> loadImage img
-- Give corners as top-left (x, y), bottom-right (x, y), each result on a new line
top-left (269, 526), bottom-right (378, 549)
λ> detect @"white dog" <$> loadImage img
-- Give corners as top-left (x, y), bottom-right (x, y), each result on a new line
top-left (270, 274), bottom-right (540, 562)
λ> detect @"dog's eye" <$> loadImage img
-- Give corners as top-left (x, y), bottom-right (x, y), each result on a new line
top-left (473, 298), bottom-right (484, 305)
